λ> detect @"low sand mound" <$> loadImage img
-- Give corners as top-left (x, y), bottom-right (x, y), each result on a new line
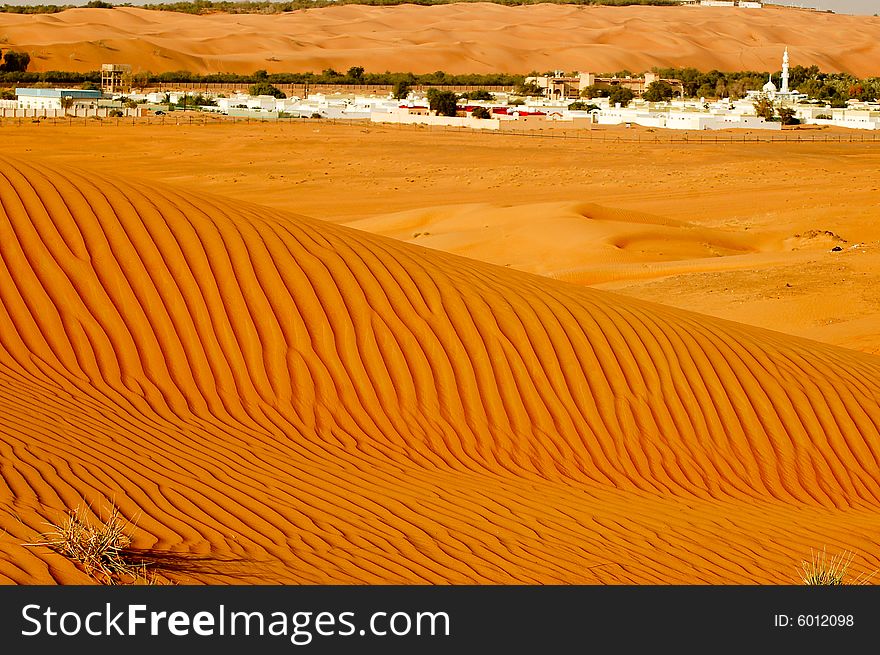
top-left (1, 155), bottom-right (880, 584)
top-left (345, 201), bottom-right (763, 279)
top-left (2, 4), bottom-right (880, 76)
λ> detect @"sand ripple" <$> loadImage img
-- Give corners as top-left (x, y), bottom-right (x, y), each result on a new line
top-left (1, 155), bottom-right (879, 584)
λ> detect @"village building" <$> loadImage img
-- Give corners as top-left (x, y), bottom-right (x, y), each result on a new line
top-left (101, 64), bottom-right (132, 94)
top-left (526, 71), bottom-right (684, 101)
top-left (8, 46), bottom-right (878, 131)
top-left (370, 101), bottom-right (592, 131)
top-left (14, 88), bottom-right (102, 112)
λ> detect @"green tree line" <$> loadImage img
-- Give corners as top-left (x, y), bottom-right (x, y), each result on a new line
top-left (0, 67), bottom-right (524, 87)
top-left (2, 61), bottom-right (879, 105)
top-left (649, 65), bottom-right (880, 104)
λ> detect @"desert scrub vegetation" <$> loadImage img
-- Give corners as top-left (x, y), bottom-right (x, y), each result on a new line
top-left (23, 503), bottom-right (161, 585)
top-left (799, 547), bottom-right (876, 586)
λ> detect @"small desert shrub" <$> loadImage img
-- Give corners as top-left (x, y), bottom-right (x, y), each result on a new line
top-left (25, 503), bottom-right (148, 585)
top-left (800, 547), bottom-right (875, 586)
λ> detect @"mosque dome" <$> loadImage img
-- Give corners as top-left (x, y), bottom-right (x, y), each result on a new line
top-left (763, 75), bottom-right (777, 94)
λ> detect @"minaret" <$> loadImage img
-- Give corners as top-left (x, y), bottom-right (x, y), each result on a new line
top-left (781, 47), bottom-right (790, 94)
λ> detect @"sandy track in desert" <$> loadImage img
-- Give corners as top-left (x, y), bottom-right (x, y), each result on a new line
top-left (2, 4), bottom-right (880, 76)
top-left (1, 150), bottom-right (880, 584)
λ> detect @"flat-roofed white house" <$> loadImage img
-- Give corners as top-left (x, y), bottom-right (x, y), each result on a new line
top-left (594, 104), bottom-right (782, 130)
top-left (16, 88), bottom-right (102, 111)
top-left (803, 108), bottom-right (880, 130)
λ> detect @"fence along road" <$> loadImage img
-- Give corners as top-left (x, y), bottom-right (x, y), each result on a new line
top-left (2, 113), bottom-right (879, 145)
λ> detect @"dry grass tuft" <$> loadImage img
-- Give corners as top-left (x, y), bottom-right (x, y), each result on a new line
top-left (800, 547), bottom-right (876, 586)
top-left (23, 503), bottom-right (155, 585)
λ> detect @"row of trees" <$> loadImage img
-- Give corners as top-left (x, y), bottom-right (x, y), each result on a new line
top-left (577, 67), bottom-right (880, 106)
top-left (0, 66), bottom-right (520, 88)
top-left (122, 68), bottom-right (522, 89)
top-left (3, 56), bottom-right (879, 107)
top-left (0, 67), bottom-right (523, 103)
top-left (0, 70), bottom-right (100, 85)
top-left (649, 65), bottom-right (880, 104)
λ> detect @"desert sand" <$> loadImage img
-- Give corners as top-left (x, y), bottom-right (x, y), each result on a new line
top-left (2, 119), bottom-right (880, 584)
top-left (5, 120), bottom-right (880, 355)
top-left (2, 4), bottom-right (880, 76)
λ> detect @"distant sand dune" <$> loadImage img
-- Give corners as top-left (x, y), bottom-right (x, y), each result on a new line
top-left (2, 155), bottom-right (880, 584)
top-left (3, 4), bottom-right (880, 76)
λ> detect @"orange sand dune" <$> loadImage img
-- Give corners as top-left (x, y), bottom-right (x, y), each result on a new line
top-left (2, 153), bottom-right (880, 584)
top-left (345, 200), bottom-right (772, 278)
top-left (344, 199), bottom-right (880, 350)
top-left (2, 4), bottom-right (880, 76)
top-left (5, 119), bottom-right (880, 380)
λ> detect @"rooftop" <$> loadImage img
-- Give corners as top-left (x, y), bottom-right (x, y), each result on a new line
top-left (15, 88), bottom-right (103, 99)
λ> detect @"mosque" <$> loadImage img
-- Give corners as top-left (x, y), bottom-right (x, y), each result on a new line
top-left (753, 47), bottom-right (806, 103)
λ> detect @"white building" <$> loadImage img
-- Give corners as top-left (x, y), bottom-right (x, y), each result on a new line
top-left (283, 93), bottom-right (391, 119)
top-left (799, 106), bottom-right (880, 130)
top-left (370, 104), bottom-right (592, 131)
top-left (15, 87), bottom-right (102, 111)
top-left (592, 98), bottom-right (782, 130)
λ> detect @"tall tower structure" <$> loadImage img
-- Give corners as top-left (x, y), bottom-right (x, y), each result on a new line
top-left (101, 63), bottom-right (132, 94)
top-left (781, 47), bottom-right (790, 94)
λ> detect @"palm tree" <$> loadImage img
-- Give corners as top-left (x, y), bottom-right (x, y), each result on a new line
top-left (60, 95), bottom-right (75, 116)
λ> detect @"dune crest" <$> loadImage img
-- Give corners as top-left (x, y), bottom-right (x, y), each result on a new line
top-left (2, 4), bottom-right (880, 76)
top-left (1, 155), bottom-right (880, 584)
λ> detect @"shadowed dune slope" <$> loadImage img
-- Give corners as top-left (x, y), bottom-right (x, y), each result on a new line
top-left (3, 5), bottom-right (880, 77)
top-left (2, 155), bottom-right (880, 584)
